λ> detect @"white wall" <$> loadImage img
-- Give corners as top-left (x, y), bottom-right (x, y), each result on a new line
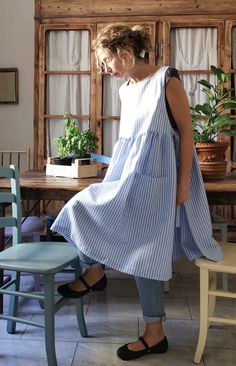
top-left (0, 0), bottom-right (34, 162)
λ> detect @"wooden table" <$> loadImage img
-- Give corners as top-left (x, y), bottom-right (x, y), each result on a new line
top-left (11, 170), bottom-right (236, 205)
top-left (1, 170), bottom-right (236, 203)
top-left (10, 170), bottom-right (103, 201)
top-left (204, 173), bottom-right (236, 205)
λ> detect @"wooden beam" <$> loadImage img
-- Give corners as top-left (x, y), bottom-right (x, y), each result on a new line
top-left (38, 0), bottom-right (236, 18)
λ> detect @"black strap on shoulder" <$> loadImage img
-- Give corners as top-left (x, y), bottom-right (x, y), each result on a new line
top-left (165, 67), bottom-right (181, 82)
top-left (165, 67), bottom-right (180, 131)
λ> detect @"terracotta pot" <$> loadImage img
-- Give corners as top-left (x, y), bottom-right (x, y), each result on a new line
top-left (196, 141), bottom-right (229, 179)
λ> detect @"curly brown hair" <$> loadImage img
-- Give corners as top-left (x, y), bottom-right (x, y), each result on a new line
top-left (92, 23), bottom-right (152, 61)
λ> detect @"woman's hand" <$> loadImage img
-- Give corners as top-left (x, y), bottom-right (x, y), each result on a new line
top-left (176, 181), bottom-right (190, 207)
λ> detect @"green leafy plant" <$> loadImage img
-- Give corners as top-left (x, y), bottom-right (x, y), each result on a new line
top-left (191, 65), bottom-right (236, 143)
top-left (54, 112), bottom-right (98, 158)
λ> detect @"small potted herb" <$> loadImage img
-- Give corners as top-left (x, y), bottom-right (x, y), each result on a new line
top-left (54, 112), bottom-right (98, 165)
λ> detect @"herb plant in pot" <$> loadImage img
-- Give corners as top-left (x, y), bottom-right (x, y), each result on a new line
top-left (54, 112), bottom-right (98, 166)
top-left (191, 65), bottom-right (236, 178)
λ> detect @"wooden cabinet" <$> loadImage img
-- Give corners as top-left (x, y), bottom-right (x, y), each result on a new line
top-left (34, 1), bottom-right (236, 225)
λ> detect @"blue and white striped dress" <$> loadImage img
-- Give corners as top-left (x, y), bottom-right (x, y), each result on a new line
top-left (51, 66), bottom-right (223, 281)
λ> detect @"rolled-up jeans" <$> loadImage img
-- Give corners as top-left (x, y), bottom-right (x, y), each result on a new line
top-left (79, 251), bottom-right (166, 323)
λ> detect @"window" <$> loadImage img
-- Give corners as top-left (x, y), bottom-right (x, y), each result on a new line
top-left (170, 27), bottom-right (218, 106)
top-left (36, 25), bottom-right (96, 168)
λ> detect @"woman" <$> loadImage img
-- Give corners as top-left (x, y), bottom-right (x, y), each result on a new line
top-left (51, 24), bottom-right (223, 361)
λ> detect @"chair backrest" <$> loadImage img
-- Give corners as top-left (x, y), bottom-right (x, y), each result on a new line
top-left (0, 149), bottom-right (30, 172)
top-left (0, 165), bottom-right (22, 244)
top-left (90, 153), bottom-right (111, 165)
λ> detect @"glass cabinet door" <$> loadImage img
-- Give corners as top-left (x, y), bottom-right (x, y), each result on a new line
top-left (162, 22), bottom-right (222, 107)
top-left (37, 25), bottom-right (96, 168)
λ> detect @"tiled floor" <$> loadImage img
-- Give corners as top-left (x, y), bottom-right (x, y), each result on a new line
top-left (1, 258), bottom-right (236, 365)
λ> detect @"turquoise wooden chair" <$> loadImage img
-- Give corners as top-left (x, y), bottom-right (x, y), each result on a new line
top-left (0, 150), bottom-right (45, 304)
top-left (0, 165), bottom-right (87, 366)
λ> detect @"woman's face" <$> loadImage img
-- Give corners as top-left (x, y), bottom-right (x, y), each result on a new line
top-left (96, 48), bottom-right (130, 79)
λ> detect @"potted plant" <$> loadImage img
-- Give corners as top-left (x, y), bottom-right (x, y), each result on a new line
top-left (191, 65), bottom-right (236, 178)
top-left (54, 112), bottom-right (98, 165)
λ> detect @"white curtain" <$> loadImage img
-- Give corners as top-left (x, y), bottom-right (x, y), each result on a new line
top-left (171, 27), bottom-right (217, 106)
top-left (46, 30), bottom-right (90, 157)
top-left (102, 76), bottom-right (124, 155)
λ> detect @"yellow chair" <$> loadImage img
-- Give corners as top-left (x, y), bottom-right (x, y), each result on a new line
top-left (163, 213), bottom-right (228, 295)
top-left (194, 242), bottom-right (236, 363)
top-left (211, 213), bottom-right (228, 290)
top-left (0, 165), bottom-right (87, 366)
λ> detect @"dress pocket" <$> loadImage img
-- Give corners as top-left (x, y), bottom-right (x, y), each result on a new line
top-left (120, 172), bottom-right (169, 243)
top-left (130, 172), bottom-right (167, 213)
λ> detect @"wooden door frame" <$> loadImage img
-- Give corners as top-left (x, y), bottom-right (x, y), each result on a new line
top-left (34, 23), bottom-right (97, 169)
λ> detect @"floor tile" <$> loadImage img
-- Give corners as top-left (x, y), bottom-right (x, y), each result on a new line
top-left (105, 278), bottom-right (139, 297)
top-left (204, 348), bottom-right (236, 366)
top-left (139, 318), bottom-right (200, 347)
top-left (72, 343), bottom-right (204, 366)
top-left (0, 339), bottom-right (77, 366)
top-left (164, 297), bottom-right (191, 319)
top-left (87, 293), bottom-right (142, 317)
top-left (21, 315), bottom-right (139, 344)
top-left (206, 324), bottom-right (236, 349)
top-left (187, 297), bottom-right (236, 320)
top-left (166, 279), bottom-right (199, 298)
top-left (1, 259), bottom-right (236, 366)
top-left (0, 315), bottom-right (30, 339)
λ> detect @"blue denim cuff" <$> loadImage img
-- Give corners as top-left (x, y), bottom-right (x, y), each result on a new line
top-left (143, 313), bottom-right (166, 323)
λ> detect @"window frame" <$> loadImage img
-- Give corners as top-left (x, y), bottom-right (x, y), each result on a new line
top-left (35, 23), bottom-right (97, 169)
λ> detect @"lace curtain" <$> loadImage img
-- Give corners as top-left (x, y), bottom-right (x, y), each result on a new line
top-left (170, 27), bottom-right (217, 106)
top-left (102, 76), bottom-right (124, 155)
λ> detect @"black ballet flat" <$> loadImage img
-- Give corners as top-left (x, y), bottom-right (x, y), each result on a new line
top-left (117, 336), bottom-right (168, 361)
top-left (57, 274), bottom-right (107, 298)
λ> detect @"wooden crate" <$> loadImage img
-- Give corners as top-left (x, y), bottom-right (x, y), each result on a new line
top-left (46, 157), bottom-right (98, 178)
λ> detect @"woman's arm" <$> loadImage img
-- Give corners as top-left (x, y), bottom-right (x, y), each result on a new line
top-left (165, 77), bottom-right (194, 206)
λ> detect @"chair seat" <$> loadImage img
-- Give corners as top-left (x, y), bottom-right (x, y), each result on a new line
top-left (0, 242), bottom-right (79, 273)
top-left (195, 242), bottom-right (236, 273)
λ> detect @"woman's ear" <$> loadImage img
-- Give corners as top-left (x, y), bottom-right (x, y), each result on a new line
top-left (119, 47), bottom-right (134, 59)
top-left (118, 47), bottom-right (135, 67)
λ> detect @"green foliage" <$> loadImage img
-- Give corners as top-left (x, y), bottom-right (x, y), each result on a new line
top-left (191, 65), bottom-right (236, 143)
top-left (54, 112), bottom-right (98, 158)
